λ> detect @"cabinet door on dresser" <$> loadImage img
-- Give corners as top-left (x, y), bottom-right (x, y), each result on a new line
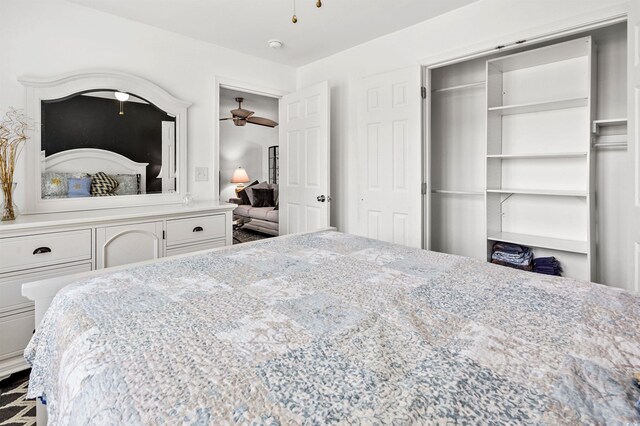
top-left (96, 221), bottom-right (164, 269)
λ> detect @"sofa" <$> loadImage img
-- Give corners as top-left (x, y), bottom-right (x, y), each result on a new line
top-left (230, 181), bottom-right (279, 236)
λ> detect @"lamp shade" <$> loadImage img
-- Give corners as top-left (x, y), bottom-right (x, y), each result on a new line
top-left (230, 167), bottom-right (250, 183)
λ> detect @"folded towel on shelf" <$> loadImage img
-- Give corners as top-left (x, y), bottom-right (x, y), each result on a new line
top-left (492, 246), bottom-right (533, 266)
top-left (492, 242), bottom-right (526, 255)
top-left (533, 256), bottom-right (562, 276)
top-left (491, 259), bottom-right (534, 271)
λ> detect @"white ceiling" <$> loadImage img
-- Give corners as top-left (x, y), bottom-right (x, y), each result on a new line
top-left (67, 0), bottom-right (479, 67)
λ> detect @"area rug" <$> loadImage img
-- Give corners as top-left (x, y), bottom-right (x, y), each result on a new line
top-left (0, 370), bottom-right (35, 426)
top-left (233, 228), bottom-right (273, 244)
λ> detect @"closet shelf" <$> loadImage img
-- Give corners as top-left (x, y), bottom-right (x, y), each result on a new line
top-left (488, 97), bottom-right (588, 116)
top-left (487, 152), bottom-right (587, 159)
top-left (592, 118), bottom-right (627, 134)
top-left (488, 232), bottom-right (588, 254)
top-left (486, 188), bottom-right (587, 197)
top-left (432, 81), bottom-right (485, 93)
top-left (431, 189), bottom-right (484, 196)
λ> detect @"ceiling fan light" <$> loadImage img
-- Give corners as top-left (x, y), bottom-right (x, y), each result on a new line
top-left (114, 91), bottom-right (129, 102)
top-left (316, 0), bottom-right (321, 7)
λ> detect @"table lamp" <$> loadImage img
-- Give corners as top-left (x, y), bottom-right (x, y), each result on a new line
top-left (231, 167), bottom-right (250, 195)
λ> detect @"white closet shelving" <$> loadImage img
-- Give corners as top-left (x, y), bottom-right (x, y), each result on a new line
top-left (485, 36), bottom-right (596, 281)
top-left (427, 23), bottom-right (629, 286)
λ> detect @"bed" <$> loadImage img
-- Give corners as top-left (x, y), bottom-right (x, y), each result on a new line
top-left (40, 148), bottom-right (149, 197)
top-left (22, 230), bottom-right (640, 424)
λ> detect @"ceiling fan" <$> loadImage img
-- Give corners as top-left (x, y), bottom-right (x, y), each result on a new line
top-left (220, 97), bottom-right (278, 128)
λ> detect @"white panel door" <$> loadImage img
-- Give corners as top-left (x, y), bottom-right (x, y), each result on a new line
top-left (357, 67), bottom-right (422, 248)
top-left (96, 221), bottom-right (164, 269)
top-left (630, 3), bottom-right (640, 294)
top-left (279, 81), bottom-right (330, 234)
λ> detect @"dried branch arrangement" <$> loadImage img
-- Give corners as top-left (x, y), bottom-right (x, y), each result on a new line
top-left (0, 108), bottom-right (32, 221)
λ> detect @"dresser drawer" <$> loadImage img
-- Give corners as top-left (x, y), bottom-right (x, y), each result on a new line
top-left (0, 262), bottom-right (93, 316)
top-left (165, 238), bottom-right (226, 257)
top-left (0, 310), bottom-right (35, 361)
top-left (166, 215), bottom-right (226, 247)
top-left (0, 229), bottom-right (92, 274)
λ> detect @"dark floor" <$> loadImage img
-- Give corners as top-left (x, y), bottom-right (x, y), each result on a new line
top-left (0, 369), bottom-right (35, 426)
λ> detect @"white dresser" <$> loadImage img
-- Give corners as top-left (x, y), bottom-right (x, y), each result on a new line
top-left (0, 201), bottom-right (235, 380)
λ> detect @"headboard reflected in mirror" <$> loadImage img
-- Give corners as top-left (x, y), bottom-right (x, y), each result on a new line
top-left (19, 71), bottom-right (191, 213)
top-left (41, 148), bottom-right (149, 199)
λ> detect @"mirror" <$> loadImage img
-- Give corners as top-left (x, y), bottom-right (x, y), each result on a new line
top-left (40, 90), bottom-right (176, 199)
top-left (20, 71), bottom-right (191, 213)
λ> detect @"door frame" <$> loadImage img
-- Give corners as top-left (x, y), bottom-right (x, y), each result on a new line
top-left (420, 10), bottom-right (628, 250)
top-left (213, 77), bottom-right (287, 204)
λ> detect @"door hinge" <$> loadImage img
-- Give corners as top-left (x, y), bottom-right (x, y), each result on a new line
top-left (421, 182), bottom-right (427, 195)
top-left (421, 86), bottom-right (427, 100)
top-left (163, 230), bottom-right (166, 240)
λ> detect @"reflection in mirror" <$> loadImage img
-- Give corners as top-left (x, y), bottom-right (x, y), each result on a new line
top-left (40, 90), bottom-right (176, 199)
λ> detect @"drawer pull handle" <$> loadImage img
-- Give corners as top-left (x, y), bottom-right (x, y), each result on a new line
top-left (193, 226), bottom-right (204, 232)
top-left (33, 247), bottom-right (52, 255)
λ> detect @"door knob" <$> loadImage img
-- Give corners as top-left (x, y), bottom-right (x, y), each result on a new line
top-left (317, 195), bottom-right (326, 202)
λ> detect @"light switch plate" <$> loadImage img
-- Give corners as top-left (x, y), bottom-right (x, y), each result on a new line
top-left (195, 167), bottom-right (208, 182)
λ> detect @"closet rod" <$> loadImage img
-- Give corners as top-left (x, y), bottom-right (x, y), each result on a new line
top-left (432, 81), bottom-right (485, 93)
top-left (431, 189), bottom-right (484, 195)
top-left (593, 142), bottom-right (627, 149)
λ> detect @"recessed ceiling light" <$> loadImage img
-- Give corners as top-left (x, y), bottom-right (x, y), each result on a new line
top-left (268, 39), bottom-right (283, 49)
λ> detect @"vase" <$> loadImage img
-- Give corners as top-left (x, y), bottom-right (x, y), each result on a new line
top-left (1, 181), bottom-right (18, 221)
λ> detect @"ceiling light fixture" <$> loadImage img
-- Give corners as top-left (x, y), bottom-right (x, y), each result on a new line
top-left (291, 0), bottom-right (321, 24)
top-left (114, 91), bottom-right (129, 102)
top-left (268, 39), bottom-right (283, 49)
top-left (115, 91), bottom-right (129, 116)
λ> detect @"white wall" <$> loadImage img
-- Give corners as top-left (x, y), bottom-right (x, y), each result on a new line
top-left (219, 88), bottom-right (278, 202)
top-left (296, 0), bottom-right (628, 233)
top-left (0, 1), bottom-right (295, 208)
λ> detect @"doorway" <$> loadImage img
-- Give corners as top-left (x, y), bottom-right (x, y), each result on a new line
top-left (215, 78), bottom-right (332, 241)
top-left (218, 87), bottom-right (280, 243)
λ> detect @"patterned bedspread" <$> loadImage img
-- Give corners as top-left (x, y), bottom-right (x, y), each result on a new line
top-left (25, 231), bottom-right (640, 425)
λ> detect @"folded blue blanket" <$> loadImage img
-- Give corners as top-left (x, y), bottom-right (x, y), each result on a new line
top-left (533, 256), bottom-right (562, 276)
top-left (492, 242), bottom-right (525, 254)
top-left (492, 247), bottom-right (533, 266)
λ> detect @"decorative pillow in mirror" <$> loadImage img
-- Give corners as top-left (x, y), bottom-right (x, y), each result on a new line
top-left (67, 177), bottom-right (91, 198)
top-left (113, 174), bottom-right (141, 196)
top-left (42, 172), bottom-right (90, 199)
top-left (91, 172), bottom-right (119, 196)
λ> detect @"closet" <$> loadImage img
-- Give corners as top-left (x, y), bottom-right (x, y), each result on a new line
top-left (427, 23), bottom-right (628, 285)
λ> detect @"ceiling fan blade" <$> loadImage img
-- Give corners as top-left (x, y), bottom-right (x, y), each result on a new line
top-left (219, 117), bottom-right (233, 121)
top-left (247, 116), bottom-right (279, 128)
top-left (230, 108), bottom-right (254, 119)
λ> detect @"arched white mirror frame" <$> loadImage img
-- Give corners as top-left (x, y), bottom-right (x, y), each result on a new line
top-left (19, 70), bottom-right (191, 213)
